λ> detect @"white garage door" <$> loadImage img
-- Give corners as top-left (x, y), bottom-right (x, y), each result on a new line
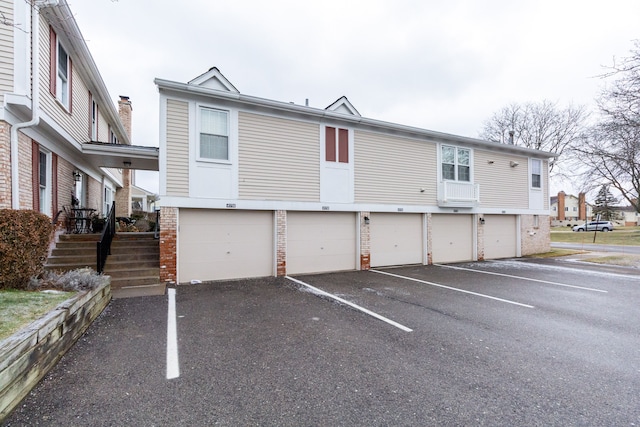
top-left (370, 213), bottom-right (424, 267)
top-left (287, 212), bottom-right (357, 275)
top-left (178, 209), bottom-right (273, 283)
top-left (484, 215), bottom-right (518, 259)
top-left (431, 214), bottom-right (474, 264)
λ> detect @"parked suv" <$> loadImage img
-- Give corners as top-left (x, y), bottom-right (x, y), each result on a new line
top-left (572, 221), bottom-right (614, 232)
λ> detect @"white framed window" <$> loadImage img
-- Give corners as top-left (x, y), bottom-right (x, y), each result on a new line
top-left (110, 127), bottom-right (119, 145)
top-left (38, 149), bottom-right (51, 215)
top-left (324, 126), bottom-right (349, 163)
top-left (441, 145), bottom-right (470, 182)
top-left (56, 41), bottom-right (70, 108)
top-left (531, 159), bottom-right (542, 188)
top-left (533, 215), bottom-right (540, 228)
top-left (91, 99), bottom-right (98, 140)
top-left (198, 106), bottom-right (229, 161)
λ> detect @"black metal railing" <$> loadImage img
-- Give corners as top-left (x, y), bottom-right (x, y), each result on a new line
top-left (154, 208), bottom-right (160, 239)
top-left (96, 201), bottom-right (116, 274)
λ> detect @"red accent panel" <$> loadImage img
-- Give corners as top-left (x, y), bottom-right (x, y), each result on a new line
top-left (49, 26), bottom-right (56, 96)
top-left (32, 140), bottom-right (40, 211)
top-left (325, 126), bottom-right (336, 162)
top-left (338, 128), bottom-right (349, 163)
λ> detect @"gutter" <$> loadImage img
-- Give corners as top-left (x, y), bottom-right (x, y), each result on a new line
top-left (9, 1), bottom-right (52, 208)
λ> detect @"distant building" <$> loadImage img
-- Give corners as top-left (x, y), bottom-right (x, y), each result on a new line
top-left (550, 191), bottom-right (592, 227)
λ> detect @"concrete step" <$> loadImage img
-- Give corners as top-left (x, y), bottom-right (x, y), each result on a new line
top-left (46, 254), bottom-right (96, 265)
top-left (103, 267), bottom-right (160, 278)
top-left (108, 275), bottom-right (162, 288)
top-left (105, 253), bottom-right (159, 263)
top-left (112, 283), bottom-right (166, 299)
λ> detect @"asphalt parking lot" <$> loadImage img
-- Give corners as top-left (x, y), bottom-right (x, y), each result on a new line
top-left (4, 258), bottom-right (640, 426)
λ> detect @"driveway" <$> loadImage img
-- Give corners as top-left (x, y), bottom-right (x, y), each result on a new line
top-left (4, 259), bottom-right (640, 426)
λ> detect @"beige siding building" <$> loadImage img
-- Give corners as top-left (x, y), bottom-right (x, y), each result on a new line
top-left (156, 67), bottom-right (554, 284)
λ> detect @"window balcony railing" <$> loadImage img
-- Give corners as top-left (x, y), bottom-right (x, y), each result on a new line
top-left (438, 181), bottom-right (480, 207)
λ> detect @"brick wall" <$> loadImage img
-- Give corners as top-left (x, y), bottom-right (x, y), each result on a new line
top-left (159, 206), bottom-right (177, 283)
top-left (276, 210), bottom-right (286, 276)
top-left (115, 170), bottom-right (131, 217)
top-left (18, 132), bottom-right (32, 210)
top-left (557, 191), bottom-right (565, 221)
top-left (521, 214), bottom-right (551, 255)
top-left (477, 215), bottom-right (485, 261)
top-left (360, 211), bottom-right (370, 270)
top-left (0, 121), bottom-right (10, 208)
top-left (426, 213), bottom-right (433, 264)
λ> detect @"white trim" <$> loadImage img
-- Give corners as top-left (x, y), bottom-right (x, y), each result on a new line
top-left (159, 95), bottom-right (168, 195)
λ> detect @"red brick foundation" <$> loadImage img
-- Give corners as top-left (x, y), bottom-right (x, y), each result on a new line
top-left (159, 206), bottom-right (178, 283)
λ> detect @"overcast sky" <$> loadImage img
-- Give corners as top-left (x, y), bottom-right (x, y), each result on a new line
top-left (70, 0), bottom-right (640, 197)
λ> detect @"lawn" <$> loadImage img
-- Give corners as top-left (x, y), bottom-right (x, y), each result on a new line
top-left (0, 290), bottom-right (75, 341)
top-left (551, 226), bottom-right (640, 246)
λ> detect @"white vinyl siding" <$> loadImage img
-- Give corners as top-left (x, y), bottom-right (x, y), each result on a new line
top-left (355, 130), bottom-right (437, 204)
top-left (473, 150), bottom-right (529, 209)
top-left (166, 99), bottom-right (190, 196)
top-left (238, 111), bottom-right (320, 201)
top-left (0, 1), bottom-right (13, 106)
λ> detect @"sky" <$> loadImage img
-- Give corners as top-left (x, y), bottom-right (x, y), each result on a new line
top-left (69, 0), bottom-right (640, 198)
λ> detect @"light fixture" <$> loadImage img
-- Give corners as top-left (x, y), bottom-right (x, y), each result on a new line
top-left (73, 170), bottom-right (81, 182)
top-left (479, 217), bottom-right (485, 224)
top-left (123, 161), bottom-right (132, 168)
top-left (364, 216), bottom-right (370, 225)
top-left (488, 160), bottom-right (494, 164)
top-left (510, 161), bottom-right (519, 167)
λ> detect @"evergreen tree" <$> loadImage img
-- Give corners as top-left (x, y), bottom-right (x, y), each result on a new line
top-left (593, 184), bottom-right (618, 220)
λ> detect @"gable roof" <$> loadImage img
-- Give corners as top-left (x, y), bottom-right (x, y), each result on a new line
top-left (325, 96), bottom-right (361, 116)
top-left (189, 67), bottom-right (239, 93)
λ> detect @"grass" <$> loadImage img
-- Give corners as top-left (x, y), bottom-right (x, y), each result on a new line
top-left (0, 289), bottom-right (75, 342)
top-left (526, 248), bottom-right (586, 258)
top-left (551, 226), bottom-right (640, 246)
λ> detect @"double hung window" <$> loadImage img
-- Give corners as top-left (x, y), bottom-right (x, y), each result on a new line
top-left (441, 145), bottom-right (470, 181)
top-left (199, 107), bottom-right (229, 161)
top-left (325, 126), bottom-right (349, 163)
top-left (531, 159), bottom-right (542, 188)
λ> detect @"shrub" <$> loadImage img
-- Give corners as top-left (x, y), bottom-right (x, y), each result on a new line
top-left (30, 267), bottom-right (109, 291)
top-left (0, 209), bottom-right (54, 290)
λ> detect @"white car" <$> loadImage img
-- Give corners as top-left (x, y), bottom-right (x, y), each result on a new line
top-left (572, 221), bottom-right (614, 232)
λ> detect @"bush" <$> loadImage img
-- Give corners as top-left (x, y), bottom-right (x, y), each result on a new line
top-left (29, 267), bottom-right (108, 291)
top-left (0, 209), bottom-right (54, 290)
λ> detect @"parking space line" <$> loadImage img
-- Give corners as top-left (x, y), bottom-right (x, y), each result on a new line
top-left (436, 264), bottom-right (608, 293)
top-left (285, 276), bottom-right (413, 332)
top-left (166, 288), bottom-right (180, 380)
top-left (371, 269), bottom-right (535, 309)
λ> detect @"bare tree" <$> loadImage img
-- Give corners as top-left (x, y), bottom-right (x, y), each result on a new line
top-left (577, 41), bottom-right (640, 212)
top-left (479, 100), bottom-right (589, 175)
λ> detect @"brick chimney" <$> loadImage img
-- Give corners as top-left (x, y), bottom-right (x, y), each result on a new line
top-left (116, 96), bottom-right (132, 217)
top-left (118, 96), bottom-right (132, 141)
top-left (558, 191), bottom-right (566, 221)
top-left (578, 192), bottom-right (586, 220)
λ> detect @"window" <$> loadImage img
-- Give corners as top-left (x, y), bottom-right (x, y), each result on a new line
top-left (49, 27), bottom-right (72, 111)
top-left (441, 145), bottom-right (470, 181)
top-left (565, 207), bottom-right (569, 211)
top-left (325, 126), bottom-right (349, 163)
top-left (533, 215), bottom-right (540, 228)
top-left (90, 99), bottom-right (98, 140)
top-left (531, 159), bottom-right (541, 188)
top-left (199, 107), bottom-right (228, 161)
top-left (109, 127), bottom-right (119, 145)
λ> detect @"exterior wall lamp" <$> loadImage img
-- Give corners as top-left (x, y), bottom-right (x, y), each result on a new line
top-left (73, 170), bottom-right (81, 182)
top-left (364, 216), bottom-right (370, 225)
top-left (479, 217), bottom-right (485, 224)
top-left (510, 161), bottom-right (519, 167)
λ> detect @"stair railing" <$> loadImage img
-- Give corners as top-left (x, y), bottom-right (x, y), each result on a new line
top-left (154, 208), bottom-right (160, 239)
top-left (96, 201), bottom-right (116, 274)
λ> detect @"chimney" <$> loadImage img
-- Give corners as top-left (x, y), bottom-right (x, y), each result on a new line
top-left (578, 192), bottom-right (586, 220)
top-left (508, 130), bottom-right (514, 145)
top-left (557, 191), bottom-right (566, 221)
top-left (118, 95), bottom-right (132, 142)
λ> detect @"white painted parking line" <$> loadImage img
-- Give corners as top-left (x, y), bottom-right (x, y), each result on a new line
top-left (166, 288), bottom-right (180, 380)
top-left (437, 264), bottom-right (608, 293)
top-left (285, 276), bottom-right (413, 332)
top-left (371, 269), bottom-right (535, 309)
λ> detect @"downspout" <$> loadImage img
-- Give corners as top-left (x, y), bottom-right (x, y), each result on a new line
top-left (10, 1), bottom-right (44, 209)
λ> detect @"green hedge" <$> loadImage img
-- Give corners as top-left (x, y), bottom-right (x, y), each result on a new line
top-left (0, 209), bottom-right (54, 290)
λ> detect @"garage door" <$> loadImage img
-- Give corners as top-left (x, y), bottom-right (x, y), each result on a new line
top-left (431, 214), bottom-right (474, 264)
top-left (370, 213), bottom-right (424, 267)
top-left (287, 212), bottom-right (357, 275)
top-left (484, 215), bottom-right (518, 259)
top-left (178, 209), bottom-right (273, 283)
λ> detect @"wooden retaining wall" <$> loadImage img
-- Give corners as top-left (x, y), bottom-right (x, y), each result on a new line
top-left (0, 282), bottom-right (111, 421)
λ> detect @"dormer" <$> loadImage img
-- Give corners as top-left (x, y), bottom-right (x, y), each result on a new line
top-left (188, 67), bottom-right (239, 93)
top-left (325, 96), bottom-right (361, 116)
